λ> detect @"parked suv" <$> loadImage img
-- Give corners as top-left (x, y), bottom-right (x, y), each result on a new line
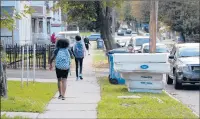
top-left (166, 43), bottom-right (200, 89)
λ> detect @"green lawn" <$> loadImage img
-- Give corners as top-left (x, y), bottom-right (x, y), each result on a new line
top-left (92, 50), bottom-right (108, 68)
top-left (98, 77), bottom-right (198, 118)
top-left (1, 114), bottom-right (28, 119)
top-left (1, 81), bottom-right (57, 113)
top-left (80, 32), bottom-right (91, 36)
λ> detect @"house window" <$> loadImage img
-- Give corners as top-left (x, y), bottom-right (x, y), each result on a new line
top-left (39, 21), bottom-right (43, 33)
top-left (47, 21), bottom-right (50, 34)
top-left (31, 18), bottom-right (36, 33)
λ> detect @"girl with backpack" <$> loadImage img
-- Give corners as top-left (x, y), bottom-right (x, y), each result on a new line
top-left (49, 38), bottom-right (71, 100)
top-left (73, 35), bottom-right (86, 81)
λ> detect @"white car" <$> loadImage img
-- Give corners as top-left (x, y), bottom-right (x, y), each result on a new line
top-left (131, 31), bottom-right (138, 37)
top-left (129, 36), bottom-right (150, 52)
top-left (57, 31), bottom-right (80, 47)
top-left (141, 43), bottom-right (169, 54)
top-left (115, 36), bottom-right (132, 47)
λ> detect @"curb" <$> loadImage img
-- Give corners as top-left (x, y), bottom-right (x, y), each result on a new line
top-left (1, 112), bottom-right (39, 119)
top-left (164, 90), bottom-right (199, 117)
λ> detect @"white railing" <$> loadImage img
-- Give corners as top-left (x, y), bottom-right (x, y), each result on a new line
top-left (32, 33), bottom-right (51, 44)
top-left (0, 36), bottom-right (15, 45)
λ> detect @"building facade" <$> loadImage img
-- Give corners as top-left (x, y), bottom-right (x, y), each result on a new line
top-left (1, 1), bottom-right (32, 45)
top-left (1, 0), bottom-right (63, 45)
top-left (30, 1), bottom-right (62, 44)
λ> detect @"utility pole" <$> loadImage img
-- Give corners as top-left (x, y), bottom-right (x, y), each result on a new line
top-left (149, 0), bottom-right (158, 53)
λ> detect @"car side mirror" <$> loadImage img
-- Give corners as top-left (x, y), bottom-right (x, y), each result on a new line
top-left (169, 55), bottom-right (174, 59)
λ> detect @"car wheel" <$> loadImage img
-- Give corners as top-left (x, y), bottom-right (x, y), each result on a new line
top-left (166, 74), bottom-right (173, 85)
top-left (174, 73), bottom-right (182, 89)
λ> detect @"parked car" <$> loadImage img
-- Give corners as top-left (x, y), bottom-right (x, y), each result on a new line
top-left (57, 31), bottom-right (80, 47)
top-left (87, 34), bottom-right (101, 41)
top-left (141, 43), bottom-right (169, 53)
top-left (117, 29), bottom-right (125, 36)
top-left (144, 33), bottom-right (150, 36)
top-left (126, 29), bottom-right (132, 34)
top-left (128, 36), bottom-right (150, 52)
top-left (132, 31), bottom-right (138, 37)
top-left (115, 36), bottom-right (132, 47)
top-left (166, 43), bottom-right (200, 89)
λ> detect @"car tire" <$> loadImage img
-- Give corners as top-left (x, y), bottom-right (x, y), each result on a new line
top-left (174, 73), bottom-right (182, 89)
top-left (166, 74), bottom-right (173, 85)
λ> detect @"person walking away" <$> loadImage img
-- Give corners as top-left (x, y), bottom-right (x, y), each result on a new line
top-left (49, 38), bottom-right (71, 100)
top-left (51, 32), bottom-right (56, 44)
top-left (73, 36), bottom-right (86, 80)
top-left (84, 36), bottom-right (91, 55)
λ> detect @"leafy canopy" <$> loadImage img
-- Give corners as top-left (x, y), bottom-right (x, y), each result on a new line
top-left (1, 5), bottom-right (34, 31)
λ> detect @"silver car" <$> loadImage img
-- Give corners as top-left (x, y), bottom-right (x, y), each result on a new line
top-left (167, 43), bottom-right (200, 89)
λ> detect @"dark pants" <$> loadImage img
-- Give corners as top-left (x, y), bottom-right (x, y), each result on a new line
top-left (85, 44), bottom-right (89, 50)
top-left (75, 58), bottom-right (83, 77)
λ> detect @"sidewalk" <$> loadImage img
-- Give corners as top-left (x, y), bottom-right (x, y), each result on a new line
top-left (4, 51), bottom-right (101, 119)
top-left (37, 52), bottom-right (100, 118)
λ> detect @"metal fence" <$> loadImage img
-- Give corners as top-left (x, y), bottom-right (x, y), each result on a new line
top-left (5, 44), bottom-right (55, 70)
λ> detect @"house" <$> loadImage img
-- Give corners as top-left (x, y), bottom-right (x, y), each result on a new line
top-left (1, 1), bottom-right (63, 45)
top-left (30, 1), bottom-right (50, 44)
top-left (49, 1), bottom-right (63, 35)
top-left (1, 1), bottom-right (32, 45)
top-left (30, 1), bottom-right (62, 44)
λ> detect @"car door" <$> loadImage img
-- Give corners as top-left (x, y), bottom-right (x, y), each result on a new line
top-left (169, 46), bottom-right (176, 77)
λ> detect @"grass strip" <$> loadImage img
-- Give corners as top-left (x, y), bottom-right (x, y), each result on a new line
top-left (97, 77), bottom-right (198, 118)
top-left (1, 81), bottom-right (57, 113)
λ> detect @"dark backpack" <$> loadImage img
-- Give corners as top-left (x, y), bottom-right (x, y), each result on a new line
top-left (84, 38), bottom-right (89, 44)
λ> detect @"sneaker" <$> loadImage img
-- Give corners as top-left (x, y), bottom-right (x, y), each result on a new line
top-left (79, 74), bottom-right (83, 80)
top-left (58, 95), bottom-right (62, 99)
top-left (61, 96), bottom-right (65, 100)
top-left (79, 76), bottom-right (83, 80)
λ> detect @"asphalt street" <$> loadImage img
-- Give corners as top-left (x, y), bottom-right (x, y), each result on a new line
top-left (163, 75), bottom-right (200, 116)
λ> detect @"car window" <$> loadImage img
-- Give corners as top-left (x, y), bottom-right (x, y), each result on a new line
top-left (178, 47), bottom-right (199, 57)
top-left (135, 38), bottom-right (150, 46)
top-left (143, 45), bottom-right (168, 53)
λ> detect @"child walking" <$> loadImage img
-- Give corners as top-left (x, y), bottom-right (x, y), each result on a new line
top-left (49, 38), bottom-right (71, 100)
top-left (73, 35), bottom-right (86, 80)
top-left (84, 36), bottom-right (91, 55)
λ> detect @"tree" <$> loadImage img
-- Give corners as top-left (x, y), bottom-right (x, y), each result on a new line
top-left (54, 0), bottom-right (123, 51)
top-left (1, 5), bottom-right (34, 31)
top-left (0, 5), bottom-right (34, 98)
top-left (122, 1), bottom-right (151, 31)
top-left (158, 0), bottom-right (200, 42)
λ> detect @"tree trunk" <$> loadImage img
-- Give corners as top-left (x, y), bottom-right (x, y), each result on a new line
top-left (0, 41), bottom-right (8, 98)
top-left (95, 1), bottom-right (116, 51)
